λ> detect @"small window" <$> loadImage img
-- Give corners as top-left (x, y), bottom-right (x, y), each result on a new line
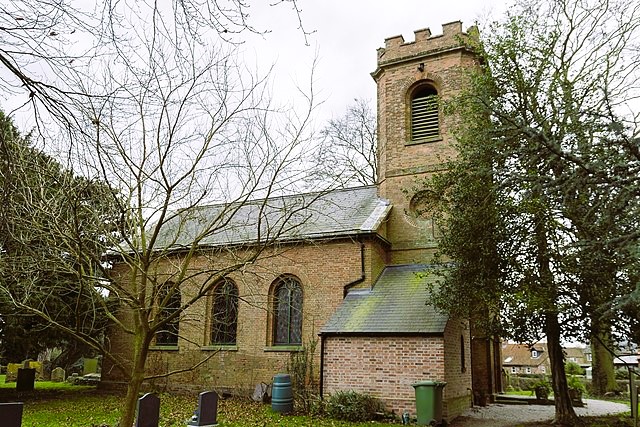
top-left (272, 276), bottom-right (303, 346)
top-left (511, 366), bottom-right (517, 374)
top-left (155, 283), bottom-right (181, 346)
top-left (410, 85), bottom-right (439, 141)
top-left (541, 366), bottom-right (546, 373)
top-left (211, 279), bottom-right (239, 345)
top-left (525, 367), bottom-right (532, 374)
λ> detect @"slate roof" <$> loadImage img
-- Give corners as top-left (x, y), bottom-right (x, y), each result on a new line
top-left (152, 186), bottom-right (390, 250)
top-left (320, 264), bottom-right (448, 335)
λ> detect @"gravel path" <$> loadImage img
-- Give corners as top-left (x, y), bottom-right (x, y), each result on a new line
top-left (448, 399), bottom-right (630, 427)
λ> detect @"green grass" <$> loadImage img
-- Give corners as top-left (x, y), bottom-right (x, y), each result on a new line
top-left (1, 380), bottom-right (637, 427)
top-left (0, 374), bottom-right (94, 391)
top-left (0, 382), bottom-right (400, 427)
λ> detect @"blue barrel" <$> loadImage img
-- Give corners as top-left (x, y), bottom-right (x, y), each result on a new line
top-left (271, 373), bottom-right (293, 414)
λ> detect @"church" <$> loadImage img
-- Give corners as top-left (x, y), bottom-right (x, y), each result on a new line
top-left (102, 21), bottom-right (502, 421)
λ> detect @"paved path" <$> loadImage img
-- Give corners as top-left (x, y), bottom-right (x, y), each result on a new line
top-left (448, 399), bottom-right (630, 427)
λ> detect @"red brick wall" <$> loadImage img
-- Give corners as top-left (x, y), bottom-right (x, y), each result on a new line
top-left (322, 336), bottom-right (446, 417)
top-left (321, 319), bottom-right (472, 421)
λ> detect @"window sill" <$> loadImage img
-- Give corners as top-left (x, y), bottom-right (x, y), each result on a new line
top-left (264, 346), bottom-right (303, 352)
top-left (150, 345), bottom-right (179, 351)
top-left (406, 136), bottom-right (443, 145)
top-left (201, 345), bottom-right (238, 351)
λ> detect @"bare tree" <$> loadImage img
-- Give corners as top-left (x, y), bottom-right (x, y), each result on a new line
top-left (0, 0), bottom-right (309, 134)
top-left (0, 2), bottom-right (323, 426)
top-left (307, 98), bottom-right (377, 188)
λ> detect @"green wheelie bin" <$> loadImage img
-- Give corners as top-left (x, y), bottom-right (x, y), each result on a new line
top-left (412, 380), bottom-right (446, 425)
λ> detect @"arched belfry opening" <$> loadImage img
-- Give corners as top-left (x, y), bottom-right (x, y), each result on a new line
top-left (410, 84), bottom-right (440, 142)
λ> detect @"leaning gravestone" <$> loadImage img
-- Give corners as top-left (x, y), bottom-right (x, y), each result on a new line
top-left (51, 367), bottom-right (66, 383)
top-left (5, 364), bottom-right (21, 383)
top-left (16, 368), bottom-right (36, 391)
top-left (135, 393), bottom-right (160, 427)
top-left (83, 358), bottom-right (99, 375)
top-left (187, 391), bottom-right (218, 426)
top-left (0, 402), bottom-right (23, 427)
top-left (252, 382), bottom-right (270, 403)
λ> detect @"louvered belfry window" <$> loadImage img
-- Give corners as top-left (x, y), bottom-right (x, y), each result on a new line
top-left (411, 85), bottom-right (439, 141)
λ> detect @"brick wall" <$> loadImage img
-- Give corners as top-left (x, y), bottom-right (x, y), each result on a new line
top-left (322, 335), bottom-right (445, 417)
top-left (322, 320), bottom-right (472, 421)
top-left (102, 236), bottom-right (389, 392)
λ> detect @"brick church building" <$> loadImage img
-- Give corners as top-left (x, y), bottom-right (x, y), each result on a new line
top-left (102, 21), bottom-right (502, 421)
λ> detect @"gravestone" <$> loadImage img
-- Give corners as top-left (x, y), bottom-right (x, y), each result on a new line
top-left (51, 367), bottom-right (66, 382)
top-left (187, 391), bottom-right (218, 426)
top-left (135, 393), bottom-right (160, 427)
top-left (28, 361), bottom-right (43, 380)
top-left (0, 402), bottom-right (23, 427)
top-left (5, 364), bottom-right (21, 383)
top-left (252, 383), bottom-right (270, 403)
top-left (16, 368), bottom-right (36, 391)
top-left (83, 358), bottom-right (99, 375)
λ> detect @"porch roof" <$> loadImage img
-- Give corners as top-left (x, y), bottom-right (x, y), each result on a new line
top-left (320, 264), bottom-right (447, 335)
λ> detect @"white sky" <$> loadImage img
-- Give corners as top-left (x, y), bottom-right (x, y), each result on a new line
top-left (243, 0), bottom-right (508, 122)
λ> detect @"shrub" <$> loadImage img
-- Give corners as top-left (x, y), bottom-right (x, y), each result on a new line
top-left (565, 361), bottom-right (585, 376)
top-left (567, 375), bottom-right (586, 394)
top-left (323, 390), bottom-right (386, 422)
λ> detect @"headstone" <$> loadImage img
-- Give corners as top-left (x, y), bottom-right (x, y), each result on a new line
top-left (83, 358), bottom-right (99, 375)
top-left (252, 383), bottom-right (270, 403)
top-left (187, 391), bottom-right (218, 426)
top-left (0, 402), bottom-right (23, 427)
top-left (135, 393), bottom-right (160, 427)
top-left (16, 368), bottom-right (36, 391)
top-left (51, 367), bottom-right (66, 383)
top-left (5, 364), bottom-right (21, 383)
top-left (28, 361), bottom-right (43, 380)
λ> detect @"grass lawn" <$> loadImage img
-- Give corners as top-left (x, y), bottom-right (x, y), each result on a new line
top-left (0, 378), bottom-right (400, 427)
top-left (0, 378), bottom-right (636, 427)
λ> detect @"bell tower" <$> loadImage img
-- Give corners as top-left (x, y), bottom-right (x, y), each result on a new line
top-left (372, 21), bottom-right (479, 264)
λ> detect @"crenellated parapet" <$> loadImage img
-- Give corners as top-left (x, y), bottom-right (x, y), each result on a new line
top-left (373, 21), bottom-right (478, 77)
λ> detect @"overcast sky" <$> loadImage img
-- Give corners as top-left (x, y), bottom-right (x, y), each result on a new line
top-left (244, 0), bottom-right (509, 122)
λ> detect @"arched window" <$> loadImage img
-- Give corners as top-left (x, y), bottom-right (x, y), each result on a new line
top-left (410, 85), bottom-right (439, 141)
top-left (211, 278), bottom-right (239, 345)
top-left (155, 282), bottom-right (180, 346)
top-left (272, 276), bottom-right (303, 346)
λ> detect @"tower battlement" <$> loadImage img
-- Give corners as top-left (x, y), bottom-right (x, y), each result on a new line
top-left (375, 21), bottom-right (478, 68)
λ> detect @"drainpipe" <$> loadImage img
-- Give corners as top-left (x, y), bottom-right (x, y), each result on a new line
top-left (343, 241), bottom-right (366, 298)
top-left (319, 333), bottom-right (325, 399)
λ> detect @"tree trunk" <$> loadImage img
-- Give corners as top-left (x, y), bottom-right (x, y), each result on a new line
top-left (532, 197), bottom-right (579, 425)
top-left (546, 312), bottom-right (578, 425)
top-left (118, 328), bottom-right (151, 427)
top-left (591, 327), bottom-right (618, 395)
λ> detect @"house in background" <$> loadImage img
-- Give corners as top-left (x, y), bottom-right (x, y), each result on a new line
top-left (502, 343), bottom-right (592, 376)
top-left (102, 22), bottom-right (501, 421)
top-left (502, 343), bottom-right (550, 375)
